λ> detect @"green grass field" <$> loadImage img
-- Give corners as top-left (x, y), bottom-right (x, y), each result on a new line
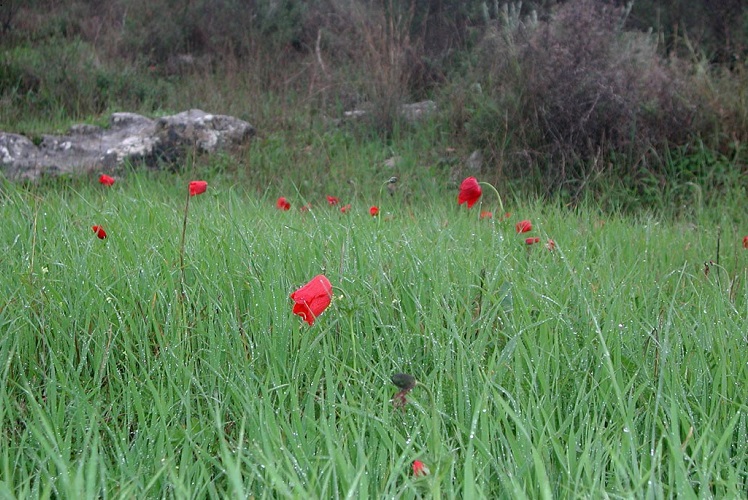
top-left (0, 168), bottom-right (746, 498)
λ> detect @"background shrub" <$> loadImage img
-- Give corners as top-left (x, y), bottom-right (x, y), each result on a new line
top-left (0, 0), bottom-right (746, 200)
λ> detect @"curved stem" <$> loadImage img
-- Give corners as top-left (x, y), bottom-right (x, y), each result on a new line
top-left (479, 181), bottom-right (504, 216)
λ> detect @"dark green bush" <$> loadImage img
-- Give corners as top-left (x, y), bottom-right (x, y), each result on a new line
top-left (447, 0), bottom-right (717, 192)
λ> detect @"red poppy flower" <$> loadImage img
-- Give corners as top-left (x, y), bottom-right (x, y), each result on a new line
top-left (412, 460), bottom-right (430, 477)
top-left (276, 197), bottom-right (291, 211)
top-left (92, 225), bottom-right (107, 239)
top-left (480, 211), bottom-right (493, 219)
top-left (188, 180), bottom-right (208, 196)
top-left (525, 237), bottom-right (540, 245)
top-left (546, 239), bottom-right (556, 251)
top-left (370, 206), bottom-right (379, 217)
top-left (99, 174), bottom-right (115, 186)
top-left (340, 204), bottom-right (351, 213)
top-left (743, 235), bottom-right (748, 249)
top-left (327, 195), bottom-right (339, 206)
top-left (457, 177), bottom-right (482, 208)
top-left (290, 275), bottom-right (333, 326)
top-left (516, 220), bottom-right (532, 233)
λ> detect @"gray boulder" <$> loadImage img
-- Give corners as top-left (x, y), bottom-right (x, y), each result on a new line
top-left (0, 109), bottom-right (255, 181)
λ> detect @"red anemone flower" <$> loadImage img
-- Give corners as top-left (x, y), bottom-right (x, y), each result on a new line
top-left (412, 460), bottom-right (430, 477)
top-left (99, 174), bottom-right (115, 186)
top-left (188, 180), bottom-right (208, 196)
top-left (290, 275), bottom-right (333, 326)
top-left (276, 197), bottom-right (291, 211)
top-left (370, 206), bottom-right (380, 217)
top-left (516, 220), bottom-right (532, 233)
top-left (92, 225), bottom-right (107, 239)
top-left (480, 211), bottom-right (493, 219)
top-left (525, 237), bottom-right (540, 245)
top-left (340, 204), bottom-right (351, 213)
top-left (457, 177), bottom-right (482, 208)
top-left (743, 235), bottom-right (748, 249)
top-left (327, 195), bottom-right (340, 206)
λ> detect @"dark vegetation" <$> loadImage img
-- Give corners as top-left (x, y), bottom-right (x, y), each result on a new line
top-left (1, 0), bottom-right (746, 208)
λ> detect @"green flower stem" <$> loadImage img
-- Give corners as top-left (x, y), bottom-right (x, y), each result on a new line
top-left (479, 181), bottom-right (504, 216)
top-left (179, 190), bottom-right (191, 301)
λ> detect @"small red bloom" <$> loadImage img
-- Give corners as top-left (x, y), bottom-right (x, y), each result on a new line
top-left (188, 180), bottom-right (208, 196)
top-left (276, 197), bottom-right (291, 211)
top-left (369, 206), bottom-right (379, 217)
top-left (480, 211), bottom-right (493, 219)
top-left (92, 225), bottom-right (107, 239)
top-left (340, 204), bottom-right (351, 213)
top-left (546, 239), bottom-right (556, 250)
top-left (412, 460), bottom-right (430, 477)
top-left (743, 235), bottom-right (748, 249)
top-left (457, 177), bottom-right (482, 208)
top-left (300, 203), bottom-right (312, 212)
top-left (525, 237), bottom-right (540, 245)
top-left (290, 275), bottom-right (333, 326)
top-left (327, 195), bottom-right (339, 206)
top-left (502, 212), bottom-right (512, 220)
top-left (516, 220), bottom-right (532, 234)
top-left (99, 174), bottom-right (115, 186)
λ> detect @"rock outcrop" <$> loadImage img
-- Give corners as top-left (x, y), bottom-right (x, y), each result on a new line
top-left (0, 109), bottom-right (255, 180)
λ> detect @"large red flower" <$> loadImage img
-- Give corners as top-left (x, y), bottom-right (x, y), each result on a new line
top-left (516, 220), bottom-right (532, 234)
top-left (99, 174), bottom-right (115, 186)
top-left (290, 275), bottom-right (333, 326)
top-left (276, 197), bottom-right (291, 211)
top-left (189, 180), bottom-right (208, 196)
top-left (457, 177), bottom-right (482, 208)
top-left (92, 225), bottom-right (107, 239)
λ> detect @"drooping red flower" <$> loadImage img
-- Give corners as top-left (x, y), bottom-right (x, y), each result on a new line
top-left (290, 275), bottom-right (333, 326)
top-left (340, 204), bottom-right (351, 213)
top-left (457, 177), bottom-right (482, 208)
top-left (276, 197), bottom-right (291, 211)
top-left (188, 180), bottom-right (208, 196)
top-left (546, 239), bottom-right (556, 251)
top-left (92, 225), bottom-right (107, 239)
top-left (412, 460), bottom-right (430, 477)
top-left (516, 220), bottom-right (532, 233)
top-left (743, 235), bottom-right (748, 249)
top-left (391, 373), bottom-right (416, 408)
top-left (480, 211), bottom-right (493, 219)
top-left (525, 237), bottom-right (541, 245)
top-left (99, 174), bottom-right (115, 186)
top-left (327, 195), bottom-right (340, 206)
top-left (369, 206), bottom-right (379, 217)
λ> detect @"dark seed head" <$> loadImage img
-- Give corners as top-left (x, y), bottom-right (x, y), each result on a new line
top-left (391, 373), bottom-right (416, 390)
